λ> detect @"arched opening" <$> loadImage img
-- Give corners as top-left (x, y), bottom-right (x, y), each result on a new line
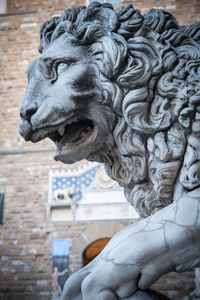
top-left (83, 238), bottom-right (111, 266)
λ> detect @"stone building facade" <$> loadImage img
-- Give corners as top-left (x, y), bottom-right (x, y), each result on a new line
top-left (0, 0), bottom-right (200, 299)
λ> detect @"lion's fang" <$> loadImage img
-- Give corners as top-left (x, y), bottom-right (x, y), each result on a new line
top-left (58, 127), bottom-right (65, 136)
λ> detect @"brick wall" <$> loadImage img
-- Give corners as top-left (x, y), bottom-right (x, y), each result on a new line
top-left (0, 0), bottom-right (199, 299)
top-left (6, 0), bottom-right (85, 14)
top-left (6, 0), bottom-right (200, 25)
top-left (123, 0), bottom-right (200, 25)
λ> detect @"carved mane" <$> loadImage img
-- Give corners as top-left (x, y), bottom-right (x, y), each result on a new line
top-left (39, 3), bottom-right (200, 217)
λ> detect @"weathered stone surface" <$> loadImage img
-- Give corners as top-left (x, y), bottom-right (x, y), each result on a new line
top-left (19, 2), bottom-right (200, 300)
top-left (0, 0), bottom-right (200, 299)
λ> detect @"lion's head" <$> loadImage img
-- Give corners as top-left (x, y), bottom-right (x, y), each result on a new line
top-left (19, 2), bottom-right (200, 217)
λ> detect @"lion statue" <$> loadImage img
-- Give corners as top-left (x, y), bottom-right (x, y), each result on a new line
top-left (19, 2), bottom-right (200, 299)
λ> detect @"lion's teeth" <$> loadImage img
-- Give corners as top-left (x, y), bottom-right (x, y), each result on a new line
top-left (86, 126), bottom-right (92, 132)
top-left (58, 127), bottom-right (65, 136)
top-left (81, 132), bottom-right (86, 138)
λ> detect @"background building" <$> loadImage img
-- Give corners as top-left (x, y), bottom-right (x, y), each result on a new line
top-left (0, 0), bottom-right (200, 299)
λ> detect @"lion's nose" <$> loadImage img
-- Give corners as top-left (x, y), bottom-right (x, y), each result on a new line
top-left (20, 102), bottom-right (38, 121)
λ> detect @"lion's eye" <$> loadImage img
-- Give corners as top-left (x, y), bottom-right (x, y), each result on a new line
top-left (57, 62), bottom-right (69, 74)
top-left (50, 61), bottom-right (71, 84)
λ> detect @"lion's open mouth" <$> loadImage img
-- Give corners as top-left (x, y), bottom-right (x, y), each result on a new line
top-left (52, 118), bottom-right (97, 163)
top-left (49, 119), bottom-right (95, 150)
top-left (27, 117), bottom-right (96, 163)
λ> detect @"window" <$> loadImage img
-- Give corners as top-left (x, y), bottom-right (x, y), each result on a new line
top-left (107, 0), bottom-right (122, 4)
top-left (83, 238), bottom-right (111, 266)
top-left (0, 0), bottom-right (6, 14)
top-left (0, 192), bottom-right (4, 224)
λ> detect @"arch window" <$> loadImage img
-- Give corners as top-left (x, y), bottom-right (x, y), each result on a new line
top-left (83, 238), bottom-right (111, 266)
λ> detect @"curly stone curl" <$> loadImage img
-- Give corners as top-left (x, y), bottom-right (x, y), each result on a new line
top-left (39, 2), bottom-right (200, 217)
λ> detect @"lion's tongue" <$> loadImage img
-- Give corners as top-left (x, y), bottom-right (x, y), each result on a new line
top-left (59, 119), bottom-right (93, 148)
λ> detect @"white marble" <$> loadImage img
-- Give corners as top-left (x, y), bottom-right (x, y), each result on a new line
top-left (19, 3), bottom-right (200, 299)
